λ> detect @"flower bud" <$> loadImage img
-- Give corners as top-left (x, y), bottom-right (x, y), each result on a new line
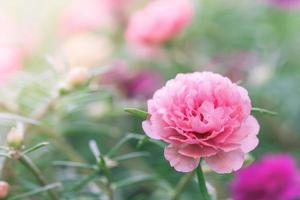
top-left (0, 181), bottom-right (9, 199)
top-left (66, 67), bottom-right (88, 88)
top-left (6, 124), bottom-right (24, 149)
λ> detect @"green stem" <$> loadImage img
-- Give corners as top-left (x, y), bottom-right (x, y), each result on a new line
top-left (196, 164), bottom-right (211, 200)
top-left (100, 156), bottom-right (114, 200)
top-left (172, 172), bottom-right (195, 200)
top-left (19, 154), bottom-right (59, 200)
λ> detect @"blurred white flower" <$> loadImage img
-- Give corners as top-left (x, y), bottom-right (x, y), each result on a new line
top-left (6, 122), bottom-right (24, 149)
top-left (60, 33), bottom-right (113, 69)
top-left (66, 67), bottom-right (88, 88)
top-left (248, 64), bottom-right (274, 86)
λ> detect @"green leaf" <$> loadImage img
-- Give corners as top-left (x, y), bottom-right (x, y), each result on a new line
top-left (52, 161), bottom-right (97, 170)
top-left (113, 152), bottom-right (150, 161)
top-left (70, 172), bottom-right (100, 191)
top-left (251, 107), bottom-right (278, 116)
top-left (243, 154), bottom-right (255, 166)
top-left (113, 174), bottom-right (157, 188)
top-left (136, 136), bottom-right (149, 149)
top-left (8, 182), bottom-right (62, 200)
top-left (23, 142), bottom-right (49, 154)
top-left (124, 107), bottom-right (149, 120)
top-left (0, 112), bottom-right (40, 125)
top-left (0, 153), bottom-right (10, 158)
top-left (107, 133), bottom-right (144, 157)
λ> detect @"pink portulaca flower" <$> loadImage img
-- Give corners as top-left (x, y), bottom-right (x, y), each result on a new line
top-left (0, 181), bottom-right (9, 199)
top-left (0, 46), bottom-right (23, 85)
top-left (142, 72), bottom-right (260, 173)
top-left (230, 154), bottom-right (300, 200)
top-left (59, 0), bottom-right (113, 36)
top-left (122, 70), bottom-right (164, 99)
top-left (126, 0), bottom-right (194, 46)
top-left (269, 0), bottom-right (300, 9)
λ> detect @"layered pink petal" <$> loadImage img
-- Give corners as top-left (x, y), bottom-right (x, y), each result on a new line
top-left (205, 149), bottom-right (244, 173)
top-left (142, 120), bottom-right (161, 140)
top-left (126, 0), bottom-right (194, 46)
top-left (178, 144), bottom-right (217, 158)
top-left (164, 145), bottom-right (200, 172)
top-left (240, 135), bottom-right (259, 153)
top-left (230, 116), bottom-right (260, 153)
top-left (227, 116), bottom-right (260, 144)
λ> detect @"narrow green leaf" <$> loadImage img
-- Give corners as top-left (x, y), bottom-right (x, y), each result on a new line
top-left (23, 142), bottom-right (49, 154)
top-left (107, 133), bottom-right (144, 157)
top-left (70, 172), bottom-right (99, 191)
top-left (0, 153), bottom-right (10, 158)
top-left (124, 107), bottom-right (149, 120)
top-left (52, 161), bottom-right (97, 170)
top-left (0, 112), bottom-right (40, 125)
top-left (113, 152), bottom-right (150, 161)
top-left (8, 182), bottom-right (62, 200)
top-left (243, 154), bottom-right (255, 166)
top-left (113, 174), bottom-right (157, 188)
top-left (136, 136), bottom-right (149, 149)
top-left (251, 107), bottom-right (278, 116)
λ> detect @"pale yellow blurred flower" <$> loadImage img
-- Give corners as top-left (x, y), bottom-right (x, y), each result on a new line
top-left (66, 67), bottom-right (88, 87)
top-left (6, 123), bottom-right (24, 149)
top-left (61, 33), bottom-right (113, 69)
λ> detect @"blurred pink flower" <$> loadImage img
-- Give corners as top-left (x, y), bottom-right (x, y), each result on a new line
top-left (126, 0), bottom-right (194, 47)
top-left (0, 13), bottom-right (25, 85)
top-left (59, 0), bottom-right (114, 36)
top-left (101, 61), bottom-right (164, 99)
top-left (206, 51), bottom-right (258, 82)
top-left (230, 154), bottom-right (300, 200)
top-left (0, 14), bottom-right (38, 54)
top-left (142, 72), bottom-right (259, 173)
top-left (0, 46), bottom-right (23, 85)
top-left (0, 181), bottom-right (9, 199)
top-left (122, 70), bottom-right (164, 99)
top-left (269, 0), bottom-right (300, 9)
top-left (100, 60), bottom-right (129, 84)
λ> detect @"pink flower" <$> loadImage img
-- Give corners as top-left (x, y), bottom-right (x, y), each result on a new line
top-left (0, 181), bottom-right (9, 199)
top-left (0, 46), bottom-right (23, 85)
top-left (59, 0), bottom-right (113, 36)
top-left (230, 154), bottom-right (300, 200)
top-left (0, 14), bottom-right (38, 54)
top-left (100, 61), bottom-right (164, 99)
top-left (126, 0), bottom-right (194, 46)
top-left (269, 0), bottom-right (300, 9)
top-left (122, 70), bottom-right (164, 99)
top-left (206, 51), bottom-right (258, 82)
top-left (142, 72), bottom-right (260, 173)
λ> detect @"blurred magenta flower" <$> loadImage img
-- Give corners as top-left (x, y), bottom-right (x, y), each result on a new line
top-left (126, 0), bottom-right (194, 47)
top-left (101, 61), bottom-right (164, 99)
top-left (230, 154), bottom-right (300, 200)
top-left (269, 0), bottom-right (300, 9)
top-left (59, 0), bottom-right (114, 36)
top-left (100, 60), bottom-right (129, 85)
top-left (0, 46), bottom-right (23, 85)
top-left (142, 72), bottom-right (259, 173)
top-left (122, 70), bottom-right (164, 99)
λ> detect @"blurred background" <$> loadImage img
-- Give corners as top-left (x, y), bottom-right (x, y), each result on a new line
top-left (0, 0), bottom-right (300, 199)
